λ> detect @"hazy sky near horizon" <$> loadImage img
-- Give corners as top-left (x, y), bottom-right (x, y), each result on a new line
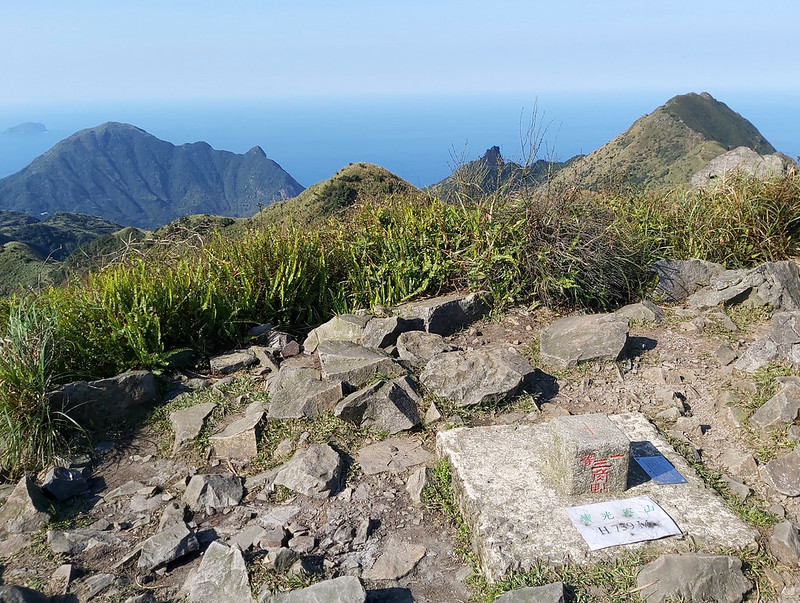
top-left (3, 0), bottom-right (799, 105)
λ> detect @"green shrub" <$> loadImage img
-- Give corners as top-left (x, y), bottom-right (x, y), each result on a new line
top-left (0, 299), bottom-right (79, 477)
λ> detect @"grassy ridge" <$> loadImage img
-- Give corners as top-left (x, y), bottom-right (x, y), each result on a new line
top-left (0, 170), bottom-right (799, 476)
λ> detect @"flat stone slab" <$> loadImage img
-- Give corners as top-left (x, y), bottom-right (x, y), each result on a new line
top-left (436, 413), bottom-right (757, 581)
top-left (357, 437), bottom-right (432, 475)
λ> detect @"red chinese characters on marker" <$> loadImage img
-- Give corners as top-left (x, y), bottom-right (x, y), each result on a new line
top-left (581, 453), bottom-right (626, 493)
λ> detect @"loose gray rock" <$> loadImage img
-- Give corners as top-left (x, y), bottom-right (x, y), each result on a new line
top-left (210, 410), bottom-right (264, 459)
top-left (82, 573), bottom-right (116, 599)
top-left (334, 376), bottom-right (421, 434)
top-left (0, 585), bottom-right (49, 603)
top-left (395, 330), bottom-right (456, 367)
top-left (210, 349), bottom-right (257, 374)
top-left (770, 521), bottom-right (800, 566)
top-left (361, 316), bottom-right (417, 349)
top-left (764, 447), bottom-right (800, 496)
top-left (261, 546), bottom-right (298, 573)
top-left (273, 443), bottom-right (342, 499)
top-left (41, 466), bottom-right (88, 501)
top-left (138, 522), bottom-right (199, 571)
top-left (47, 527), bottom-right (120, 555)
top-left (494, 582), bottom-right (565, 603)
top-left (617, 300), bottom-right (664, 323)
top-left (357, 437), bottom-right (431, 475)
top-left (406, 466), bottom-right (430, 505)
top-left (689, 261), bottom-right (800, 312)
top-left (539, 313), bottom-right (629, 369)
top-left (0, 476), bottom-right (51, 534)
top-left (304, 314), bottom-right (371, 353)
top-left (185, 541), bottom-right (254, 603)
top-left (318, 340), bottom-right (405, 388)
top-left (650, 258), bottom-right (725, 303)
top-left (636, 553), bottom-right (752, 603)
top-left (268, 366), bottom-right (344, 419)
top-left (261, 575), bottom-right (366, 603)
top-left (362, 536), bottom-right (426, 580)
top-left (48, 563), bottom-right (74, 596)
top-left (395, 291), bottom-right (490, 336)
top-left (419, 348), bottom-right (534, 407)
top-left (182, 473), bottom-right (244, 513)
top-left (750, 383), bottom-right (800, 431)
top-left (49, 370), bottom-right (159, 429)
top-left (169, 402), bottom-right (216, 455)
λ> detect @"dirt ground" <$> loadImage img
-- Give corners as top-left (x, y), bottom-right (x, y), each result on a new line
top-left (1, 302), bottom-right (799, 602)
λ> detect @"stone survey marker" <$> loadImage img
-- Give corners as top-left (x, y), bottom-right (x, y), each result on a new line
top-left (436, 413), bottom-right (758, 581)
top-left (547, 413), bottom-right (630, 495)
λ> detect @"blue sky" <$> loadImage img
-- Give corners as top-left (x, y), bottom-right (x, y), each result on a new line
top-left (3, 1), bottom-right (799, 104)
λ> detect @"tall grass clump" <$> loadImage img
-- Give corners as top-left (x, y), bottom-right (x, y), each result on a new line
top-left (0, 298), bottom-right (78, 477)
top-left (47, 226), bottom-right (344, 378)
top-left (607, 170), bottom-right (800, 267)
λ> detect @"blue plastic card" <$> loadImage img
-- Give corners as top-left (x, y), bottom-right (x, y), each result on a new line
top-left (634, 455), bottom-right (687, 485)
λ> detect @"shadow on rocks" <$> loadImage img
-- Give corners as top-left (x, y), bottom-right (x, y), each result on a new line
top-left (366, 587), bottom-right (414, 602)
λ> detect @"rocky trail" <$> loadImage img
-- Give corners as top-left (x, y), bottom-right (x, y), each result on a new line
top-left (2, 260), bottom-right (800, 602)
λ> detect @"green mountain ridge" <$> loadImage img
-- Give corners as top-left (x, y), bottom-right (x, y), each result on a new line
top-left (0, 122), bottom-right (305, 229)
top-left (552, 92), bottom-right (781, 190)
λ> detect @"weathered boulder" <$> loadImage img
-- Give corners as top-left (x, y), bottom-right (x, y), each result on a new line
top-left (360, 316), bottom-right (418, 349)
top-left (210, 410), bottom-right (264, 459)
top-left (650, 259), bottom-right (725, 303)
top-left (49, 370), bottom-right (159, 428)
top-left (303, 314), bottom-right (370, 353)
top-left (770, 520), bottom-right (800, 566)
top-left (691, 146), bottom-right (789, 188)
top-left (395, 330), bottom-right (456, 368)
top-left (261, 576), bottom-right (366, 603)
top-left (357, 437), bottom-right (432, 475)
top-left (334, 376), bottom-right (421, 434)
top-left (494, 583), bottom-right (565, 603)
top-left (267, 366), bottom-right (344, 419)
top-left (138, 522), bottom-right (199, 571)
top-left (185, 540), bottom-right (254, 603)
top-left (182, 474), bottom-right (244, 513)
top-left (0, 476), bottom-right (52, 534)
top-left (0, 585), bottom-right (50, 603)
top-left (273, 443), bottom-right (342, 499)
top-left (169, 402), bottom-right (216, 455)
top-left (539, 313), bottom-right (629, 369)
top-left (420, 348), bottom-right (534, 407)
top-left (209, 349), bottom-right (257, 374)
top-left (734, 311), bottom-right (800, 372)
top-left (636, 553), bottom-right (751, 603)
top-left (764, 447), bottom-right (800, 496)
top-left (689, 261), bottom-right (800, 312)
top-left (395, 292), bottom-right (490, 336)
top-left (317, 340), bottom-right (404, 388)
top-left (41, 466), bottom-right (89, 501)
top-left (750, 383), bottom-right (800, 432)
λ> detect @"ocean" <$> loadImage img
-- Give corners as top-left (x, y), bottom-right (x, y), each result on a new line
top-left (1, 92), bottom-right (798, 189)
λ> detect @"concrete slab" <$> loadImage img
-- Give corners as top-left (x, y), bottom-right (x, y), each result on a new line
top-left (436, 413), bottom-right (758, 582)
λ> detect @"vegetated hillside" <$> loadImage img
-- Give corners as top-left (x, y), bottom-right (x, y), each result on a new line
top-left (256, 162), bottom-right (421, 227)
top-left (0, 210), bottom-right (122, 261)
top-left (550, 92), bottom-right (779, 190)
top-left (0, 122), bottom-right (305, 229)
top-left (432, 146), bottom-right (574, 200)
top-left (0, 210), bottom-right (127, 295)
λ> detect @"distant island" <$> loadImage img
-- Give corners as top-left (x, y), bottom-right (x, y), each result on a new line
top-left (2, 122), bottom-right (47, 136)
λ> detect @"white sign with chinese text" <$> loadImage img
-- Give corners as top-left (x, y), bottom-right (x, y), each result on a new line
top-left (565, 495), bottom-right (681, 550)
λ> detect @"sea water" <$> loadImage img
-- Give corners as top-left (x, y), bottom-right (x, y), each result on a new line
top-left (1, 91), bottom-right (797, 189)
